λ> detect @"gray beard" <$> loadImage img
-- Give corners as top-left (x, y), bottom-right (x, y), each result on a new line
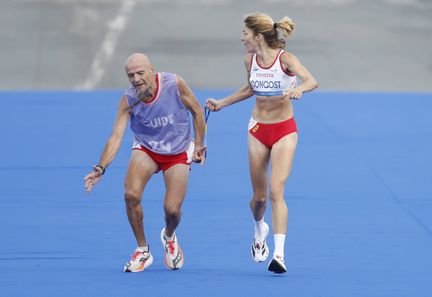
top-left (137, 88), bottom-right (153, 102)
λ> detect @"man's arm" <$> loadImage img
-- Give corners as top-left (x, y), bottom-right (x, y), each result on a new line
top-left (84, 96), bottom-right (130, 193)
top-left (97, 96), bottom-right (130, 168)
top-left (176, 75), bottom-right (206, 163)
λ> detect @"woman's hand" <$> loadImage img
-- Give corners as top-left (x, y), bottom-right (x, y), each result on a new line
top-left (283, 87), bottom-right (304, 100)
top-left (205, 98), bottom-right (223, 111)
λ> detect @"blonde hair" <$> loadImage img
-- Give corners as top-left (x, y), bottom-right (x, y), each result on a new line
top-left (244, 12), bottom-right (296, 49)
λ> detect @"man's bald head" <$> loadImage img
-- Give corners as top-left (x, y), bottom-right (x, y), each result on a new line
top-left (124, 53), bottom-right (157, 101)
top-left (125, 53), bottom-right (152, 74)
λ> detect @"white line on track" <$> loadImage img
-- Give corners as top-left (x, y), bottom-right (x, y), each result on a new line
top-left (77, 0), bottom-right (136, 90)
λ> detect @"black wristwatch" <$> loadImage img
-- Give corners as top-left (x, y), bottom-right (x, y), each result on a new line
top-left (94, 164), bottom-right (105, 175)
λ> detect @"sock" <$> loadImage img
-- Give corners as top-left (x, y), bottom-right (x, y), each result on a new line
top-left (163, 230), bottom-right (175, 241)
top-left (254, 218), bottom-right (267, 241)
top-left (136, 245), bottom-right (149, 253)
top-left (273, 234), bottom-right (286, 258)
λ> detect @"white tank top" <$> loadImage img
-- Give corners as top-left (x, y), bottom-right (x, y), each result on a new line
top-left (249, 49), bottom-right (297, 96)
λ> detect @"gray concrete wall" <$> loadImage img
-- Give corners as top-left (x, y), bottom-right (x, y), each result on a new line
top-left (1, 0), bottom-right (431, 91)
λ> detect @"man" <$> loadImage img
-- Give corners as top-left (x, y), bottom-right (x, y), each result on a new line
top-left (84, 53), bottom-right (206, 272)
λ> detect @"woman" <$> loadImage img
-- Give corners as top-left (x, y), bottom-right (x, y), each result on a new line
top-left (206, 12), bottom-right (318, 274)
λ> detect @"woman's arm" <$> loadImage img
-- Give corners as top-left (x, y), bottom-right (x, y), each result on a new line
top-left (206, 54), bottom-right (255, 111)
top-left (281, 51), bottom-right (318, 99)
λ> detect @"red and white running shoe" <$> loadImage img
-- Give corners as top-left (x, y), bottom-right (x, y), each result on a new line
top-left (123, 247), bottom-right (153, 272)
top-left (160, 228), bottom-right (184, 270)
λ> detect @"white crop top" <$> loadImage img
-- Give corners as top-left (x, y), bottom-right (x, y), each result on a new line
top-left (249, 49), bottom-right (297, 96)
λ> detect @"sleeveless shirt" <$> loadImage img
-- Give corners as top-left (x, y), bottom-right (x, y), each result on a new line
top-left (124, 72), bottom-right (191, 155)
top-left (249, 49), bottom-right (297, 96)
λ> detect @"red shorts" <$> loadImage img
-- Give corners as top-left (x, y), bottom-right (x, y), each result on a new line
top-left (248, 117), bottom-right (298, 148)
top-left (132, 141), bottom-right (194, 172)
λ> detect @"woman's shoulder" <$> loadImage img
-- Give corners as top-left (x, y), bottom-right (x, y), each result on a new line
top-left (280, 50), bottom-right (296, 62)
top-left (279, 50), bottom-right (298, 75)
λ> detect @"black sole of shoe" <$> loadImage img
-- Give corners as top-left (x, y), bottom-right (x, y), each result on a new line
top-left (268, 259), bottom-right (287, 274)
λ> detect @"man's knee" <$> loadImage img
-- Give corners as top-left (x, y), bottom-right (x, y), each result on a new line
top-left (124, 190), bottom-right (141, 205)
top-left (164, 203), bottom-right (181, 220)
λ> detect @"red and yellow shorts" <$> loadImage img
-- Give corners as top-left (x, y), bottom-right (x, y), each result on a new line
top-left (248, 117), bottom-right (298, 148)
top-left (132, 141), bottom-right (194, 172)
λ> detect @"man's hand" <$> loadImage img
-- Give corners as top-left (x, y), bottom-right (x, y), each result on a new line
top-left (84, 165), bottom-right (104, 194)
top-left (193, 145), bottom-right (207, 166)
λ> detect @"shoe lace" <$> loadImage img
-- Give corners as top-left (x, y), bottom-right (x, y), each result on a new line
top-left (254, 238), bottom-right (265, 250)
top-left (131, 251), bottom-right (142, 261)
top-left (166, 240), bottom-right (176, 255)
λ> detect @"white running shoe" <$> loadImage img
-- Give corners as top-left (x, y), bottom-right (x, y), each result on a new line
top-left (160, 228), bottom-right (184, 270)
top-left (123, 247), bottom-right (153, 272)
top-left (268, 255), bottom-right (287, 274)
top-left (251, 222), bottom-right (269, 262)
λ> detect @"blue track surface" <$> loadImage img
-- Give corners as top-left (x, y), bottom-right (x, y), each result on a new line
top-left (1, 90), bottom-right (431, 296)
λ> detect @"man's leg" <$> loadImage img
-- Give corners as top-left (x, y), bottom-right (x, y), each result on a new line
top-left (123, 150), bottom-right (158, 272)
top-left (160, 163), bottom-right (190, 270)
top-left (162, 163), bottom-right (190, 236)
